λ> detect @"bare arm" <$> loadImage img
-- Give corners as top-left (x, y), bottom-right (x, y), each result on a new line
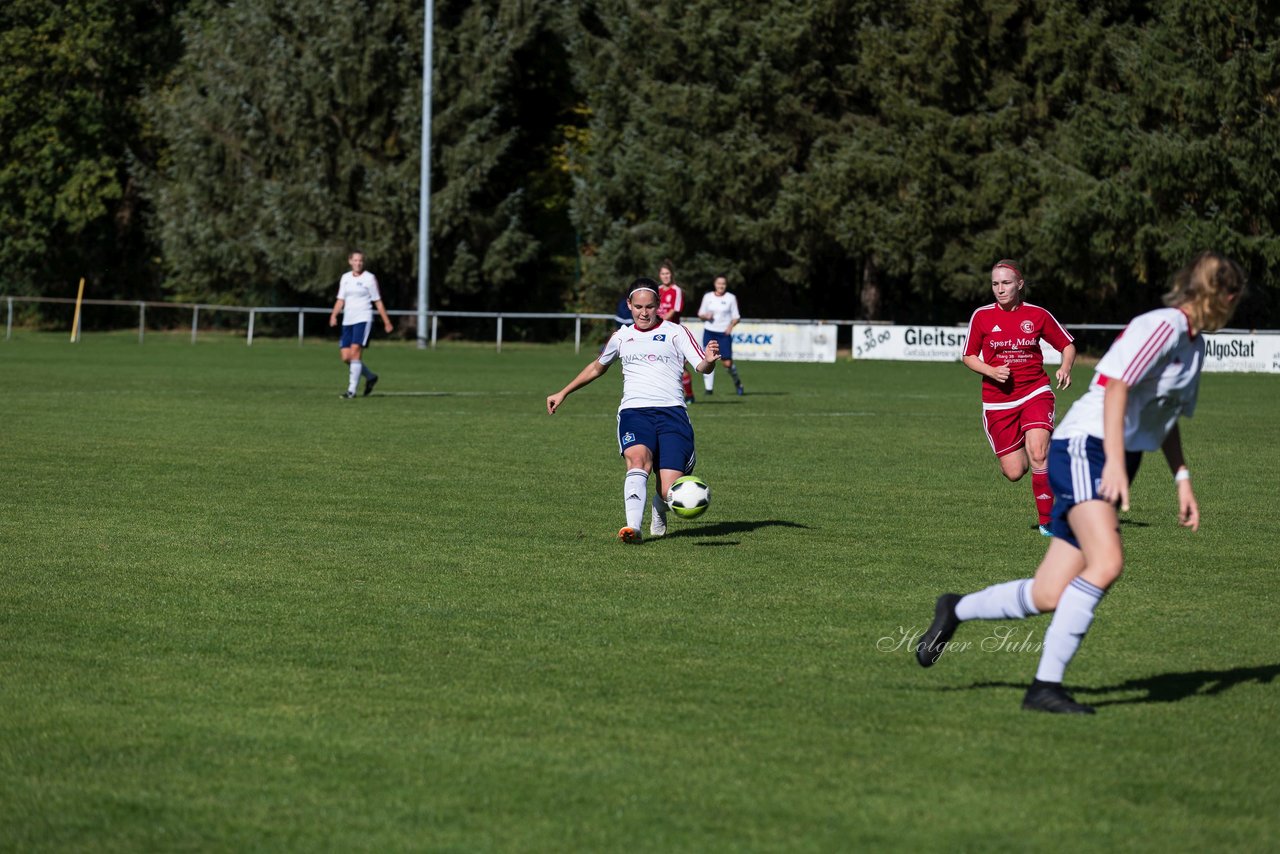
top-left (695, 339), bottom-right (721, 374)
top-left (1055, 343), bottom-right (1077, 389)
top-left (1099, 378), bottom-right (1130, 511)
top-left (329, 299), bottom-right (345, 327)
top-left (547, 359), bottom-right (610, 414)
top-left (962, 354), bottom-right (1010, 383)
top-left (374, 300), bottom-right (393, 333)
top-left (1161, 424), bottom-right (1199, 531)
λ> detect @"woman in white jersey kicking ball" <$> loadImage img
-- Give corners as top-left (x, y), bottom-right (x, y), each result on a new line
top-left (546, 278), bottom-right (720, 544)
top-left (916, 251), bottom-right (1247, 714)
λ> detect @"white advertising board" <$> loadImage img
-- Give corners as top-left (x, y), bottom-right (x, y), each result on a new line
top-left (1200, 333), bottom-right (1280, 373)
top-left (850, 324), bottom-right (1061, 364)
top-left (850, 325), bottom-right (1278, 374)
top-left (683, 321), bottom-right (837, 363)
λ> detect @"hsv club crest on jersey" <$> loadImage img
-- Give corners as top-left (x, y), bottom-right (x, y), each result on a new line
top-left (599, 320), bottom-right (705, 410)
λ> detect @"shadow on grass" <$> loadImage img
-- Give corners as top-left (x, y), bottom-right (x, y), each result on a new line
top-left (693, 391), bottom-right (788, 399)
top-left (948, 662), bottom-right (1280, 707)
top-left (1080, 663), bottom-right (1280, 706)
top-left (666, 519), bottom-right (811, 539)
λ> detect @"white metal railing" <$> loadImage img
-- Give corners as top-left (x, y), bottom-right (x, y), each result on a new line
top-left (4, 295), bottom-right (1272, 353)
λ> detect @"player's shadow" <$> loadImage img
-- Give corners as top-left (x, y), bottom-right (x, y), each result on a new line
top-left (1118, 519), bottom-right (1151, 528)
top-left (666, 519), bottom-right (810, 539)
top-left (698, 391), bottom-right (789, 398)
top-left (951, 662), bottom-right (1279, 707)
top-left (1078, 663), bottom-right (1280, 707)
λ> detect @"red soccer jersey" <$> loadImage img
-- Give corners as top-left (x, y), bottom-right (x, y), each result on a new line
top-left (658, 284), bottom-right (684, 323)
top-left (964, 302), bottom-right (1073, 403)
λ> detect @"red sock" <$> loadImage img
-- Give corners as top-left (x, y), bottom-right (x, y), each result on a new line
top-left (681, 371), bottom-right (694, 400)
top-left (1032, 469), bottom-right (1052, 525)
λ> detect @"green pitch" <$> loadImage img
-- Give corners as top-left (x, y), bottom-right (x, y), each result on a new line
top-left (2, 332), bottom-right (1276, 850)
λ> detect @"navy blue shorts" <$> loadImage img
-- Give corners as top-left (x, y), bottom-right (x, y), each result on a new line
top-left (703, 329), bottom-right (733, 361)
top-left (1048, 436), bottom-right (1146, 548)
top-left (617, 407), bottom-right (696, 473)
top-left (340, 322), bottom-right (371, 348)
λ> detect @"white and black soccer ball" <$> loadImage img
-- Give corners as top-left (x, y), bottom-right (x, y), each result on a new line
top-left (666, 475), bottom-right (710, 519)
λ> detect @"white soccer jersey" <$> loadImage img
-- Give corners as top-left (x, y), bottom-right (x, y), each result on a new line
top-left (337, 271), bottom-right (383, 325)
top-left (598, 320), bottom-right (706, 411)
top-left (1055, 307), bottom-right (1203, 451)
top-left (699, 291), bottom-right (741, 333)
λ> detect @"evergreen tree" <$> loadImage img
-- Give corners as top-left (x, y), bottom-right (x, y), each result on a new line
top-left (0, 0), bottom-right (184, 300)
top-left (1035, 0), bottom-right (1280, 325)
top-left (145, 0), bottom-right (421, 306)
top-left (146, 0), bottom-right (578, 320)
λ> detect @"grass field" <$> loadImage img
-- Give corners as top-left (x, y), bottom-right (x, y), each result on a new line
top-left (2, 331), bottom-right (1277, 851)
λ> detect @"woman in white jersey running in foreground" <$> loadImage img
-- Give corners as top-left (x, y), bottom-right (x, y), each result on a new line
top-left (546, 279), bottom-right (720, 544)
top-left (916, 251), bottom-right (1247, 714)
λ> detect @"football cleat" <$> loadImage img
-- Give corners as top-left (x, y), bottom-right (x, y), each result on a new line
top-left (363, 374), bottom-right (379, 396)
top-left (1039, 524), bottom-right (1052, 536)
top-left (916, 593), bottom-right (962, 668)
top-left (735, 384), bottom-right (745, 396)
top-left (649, 511), bottom-right (667, 538)
top-left (341, 391), bottom-right (357, 399)
top-left (1022, 681), bottom-right (1095, 714)
top-left (617, 526), bottom-right (643, 544)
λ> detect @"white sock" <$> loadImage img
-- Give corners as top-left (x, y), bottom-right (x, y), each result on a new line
top-left (704, 372), bottom-right (714, 392)
top-left (624, 468), bottom-right (648, 530)
top-left (1035, 577), bottom-right (1105, 683)
top-left (361, 363), bottom-right (375, 379)
top-left (955, 579), bottom-right (1040, 621)
top-left (651, 492), bottom-right (668, 526)
top-left (348, 360), bottom-right (362, 393)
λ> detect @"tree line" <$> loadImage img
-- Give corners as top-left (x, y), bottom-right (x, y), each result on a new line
top-left (2, 0), bottom-right (1277, 330)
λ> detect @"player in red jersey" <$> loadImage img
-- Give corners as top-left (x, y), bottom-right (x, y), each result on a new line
top-left (657, 259), bottom-right (697, 404)
top-left (963, 259), bottom-right (1077, 534)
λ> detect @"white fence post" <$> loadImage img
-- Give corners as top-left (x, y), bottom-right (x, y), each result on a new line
top-left (138, 302), bottom-right (146, 344)
top-left (575, 316), bottom-right (581, 353)
top-left (191, 306), bottom-right (199, 343)
top-left (496, 315), bottom-right (503, 353)
top-left (6, 297), bottom-right (12, 340)
top-left (248, 310), bottom-right (255, 346)
top-left (297, 310), bottom-right (304, 346)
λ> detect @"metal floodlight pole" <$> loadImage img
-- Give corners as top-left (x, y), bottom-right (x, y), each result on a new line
top-left (416, 0), bottom-right (434, 349)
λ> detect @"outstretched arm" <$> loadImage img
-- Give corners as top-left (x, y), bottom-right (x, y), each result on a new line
top-left (547, 360), bottom-right (610, 414)
top-left (1161, 424), bottom-right (1199, 531)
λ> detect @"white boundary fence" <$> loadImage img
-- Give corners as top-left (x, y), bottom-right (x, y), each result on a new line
top-left (5, 296), bottom-right (1277, 371)
top-left (1, 295), bottom-right (856, 356)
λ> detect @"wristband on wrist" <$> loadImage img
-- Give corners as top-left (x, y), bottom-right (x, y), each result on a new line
top-left (1174, 468), bottom-right (1191, 483)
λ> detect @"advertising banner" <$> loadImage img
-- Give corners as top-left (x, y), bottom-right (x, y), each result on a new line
top-left (683, 321), bottom-right (837, 363)
top-left (1201, 333), bottom-right (1280, 373)
top-left (850, 324), bottom-right (1062, 364)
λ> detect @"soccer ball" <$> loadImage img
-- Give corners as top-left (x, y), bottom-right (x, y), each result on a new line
top-left (666, 475), bottom-right (710, 519)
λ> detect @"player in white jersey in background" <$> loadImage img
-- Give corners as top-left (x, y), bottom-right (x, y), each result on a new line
top-left (915, 251), bottom-right (1247, 714)
top-left (329, 251), bottom-right (394, 398)
top-left (697, 274), bottom-right (745, 396)
top-left (547, 278), bottom-right (721, 544)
